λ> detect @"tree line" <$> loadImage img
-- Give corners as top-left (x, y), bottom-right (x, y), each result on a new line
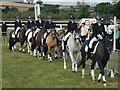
top-left (1, 1), bottom-right (120, 20)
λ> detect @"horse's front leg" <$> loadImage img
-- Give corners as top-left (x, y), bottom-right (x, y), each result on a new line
top-left (97, 61), bottom-right (107, 86)
top-left (63, 52), bottom-right (67, 70)
top-left (82, 59), bottom-right (86, 78)
top-left (91, 60), bottom-right (96, 82)
top-left (47, 46), bottom-right (52, 62)
top-left (54, 46), bottom-right (58, 59)
top-left (69, 52), bottom-right (75, 72)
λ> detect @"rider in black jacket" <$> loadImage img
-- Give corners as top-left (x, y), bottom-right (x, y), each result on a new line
top-left (14, 16), bottom-right (22, 38)
top-left (88, 16), bottom-right (107, 51)
top-left (62, 15), bottom-right (78, 52)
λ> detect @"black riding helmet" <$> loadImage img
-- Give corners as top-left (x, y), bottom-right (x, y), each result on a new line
top-left (70, 15), bottom-right (75, 20)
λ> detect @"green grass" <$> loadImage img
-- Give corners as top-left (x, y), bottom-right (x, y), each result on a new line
top-left (1, 44), bottom-right (119, 88)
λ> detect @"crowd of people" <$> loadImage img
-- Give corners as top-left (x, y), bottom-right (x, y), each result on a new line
top-left (0, 15), bottom-right (120, 50)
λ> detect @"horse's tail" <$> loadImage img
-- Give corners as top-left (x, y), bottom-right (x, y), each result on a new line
top-left (9, 31), bottom-right (14, 50)
top-left (78, 40), bottom-right (89, 68)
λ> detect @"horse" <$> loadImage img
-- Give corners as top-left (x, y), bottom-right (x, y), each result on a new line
top-left (45, 29), bottom-right (59, 62)
top-left (62, 30), bottom-right (82, 72)
top-left (9, 26), bottom-right (26, 52)
top-left (78, 35), bottom-right (113, 86)
top-left (31, 23), bottom-right (46, 57)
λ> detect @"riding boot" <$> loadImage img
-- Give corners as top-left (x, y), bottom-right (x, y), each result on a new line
top-left (15, 35), bottom-right (17, 38)
top-left (43, 38), bottom-right (47, 47)
top-left (25, 36), bottom-right (27, 43)
top-left (62, 41), bottom-right (67, 52)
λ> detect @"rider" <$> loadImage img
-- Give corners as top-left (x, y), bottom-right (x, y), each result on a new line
top-left (14, 16), bottom-right (22, 38)
top-left (25, 16), bottom-right (35, 42)
top-left (88, 16), bottom-right (107, 53)
top-left (26, 16), bottom-right (35, 30)
top-left (62, 15), bottom-right (78, 52)
top-left (43, 16), bottom-right (55, 44)
top-left (33, 15), bottom-right (45, 39)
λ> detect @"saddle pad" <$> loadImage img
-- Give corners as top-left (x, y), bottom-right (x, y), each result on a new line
top-left (91, 42), bottom-right (99, 54)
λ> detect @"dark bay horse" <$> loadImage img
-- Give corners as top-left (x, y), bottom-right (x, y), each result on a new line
top-left (78, 36), bottom-right (112, 86)
top-left (9, 26), bottom-right (26, 52)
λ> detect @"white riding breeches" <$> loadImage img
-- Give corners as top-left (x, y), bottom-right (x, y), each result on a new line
top-left (15, 27), bottom-right (20, 35)
top-left (63, 32), bottom-right (71, 41)
top-left (89, 37), bottom-right (98, 49)
top-left (33, 28), bottom-right (41, 37)
top-left (25, 29), bottom-right (31, 36)
top-left (97, 34), bottom-right (103, 40)
top-left (44, 32), bottom-right (47, 39)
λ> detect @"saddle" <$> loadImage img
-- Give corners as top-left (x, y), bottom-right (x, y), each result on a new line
top-left (85, 41), bottom-right (99, 54)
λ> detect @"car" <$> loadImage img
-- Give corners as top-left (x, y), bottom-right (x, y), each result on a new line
top-left (78, 18), bottom-right (97, 27)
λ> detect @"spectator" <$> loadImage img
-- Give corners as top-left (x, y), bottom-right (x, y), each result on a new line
top-left (1, 20), bottom-right (8, 43)
top-left (80, 22), bottom-right (89, 43)
top-left (116, 26), bottom-right (120, 50)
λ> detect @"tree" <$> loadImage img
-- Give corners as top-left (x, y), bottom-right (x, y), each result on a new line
top-left (113, 1), bottom-right (120, 18)
top-left (4, 6), bottom-right (10, 13)
top-left (94, 2), bottom-right (115, 19)
top-left (77, 5), bottom-right (90, 19)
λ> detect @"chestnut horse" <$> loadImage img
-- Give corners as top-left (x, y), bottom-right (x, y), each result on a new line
top-left (46, 29), bottom-right (59, 62)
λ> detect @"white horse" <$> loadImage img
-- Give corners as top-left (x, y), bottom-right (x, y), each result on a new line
top-left (62, 31), bottom-right (82, 72)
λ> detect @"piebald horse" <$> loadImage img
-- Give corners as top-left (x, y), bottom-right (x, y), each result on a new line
top-left (9, 26), bottom-right (26, 52)
top-left (78, 35), bottom-right (112, 86)
top-left (32, 23), bottom-right (46, 57)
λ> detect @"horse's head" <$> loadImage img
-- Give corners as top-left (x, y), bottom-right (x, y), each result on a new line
top-left (50, 29), bottom-right (56, 35)
top-left (73, 30), bottom-right (81, 45)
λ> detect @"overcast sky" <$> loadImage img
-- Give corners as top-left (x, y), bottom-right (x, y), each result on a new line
top-left (2, 0), bottom-right (112, 3)
top-left (43, 0), bottom-right (112, 3)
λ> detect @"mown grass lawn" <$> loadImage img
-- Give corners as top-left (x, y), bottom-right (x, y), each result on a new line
top-left (1, 43), bottom-right (119, 88)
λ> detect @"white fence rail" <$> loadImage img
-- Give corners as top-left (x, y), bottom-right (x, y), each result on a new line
top-left (0, 20), bottom-right (68, 30)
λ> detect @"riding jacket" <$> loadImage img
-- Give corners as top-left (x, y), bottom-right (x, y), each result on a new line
top-left (90, 23), bottom-right (107, 39)
top-left (45, 21), bottom-right (55, 33)
top-left (26, 20), bottom-right (35, 29)
top-left (35, 19), bottom-right (45, 29)
top-left (14, 20), bottom-right (22, 30)
top-left (67, 21), bottom-right (78, 33)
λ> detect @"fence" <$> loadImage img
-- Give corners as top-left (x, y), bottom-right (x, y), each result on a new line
top-left (0, 20), bottom-right (68, 30)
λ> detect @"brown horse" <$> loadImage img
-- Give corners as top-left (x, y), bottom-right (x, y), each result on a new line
top-left (32, 23), bottom-right (46, 57)
top-left (46, 29), bottom-right (59, 62)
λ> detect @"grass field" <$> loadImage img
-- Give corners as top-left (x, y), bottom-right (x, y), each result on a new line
top-left (1, 43), bottom-right (119, 88)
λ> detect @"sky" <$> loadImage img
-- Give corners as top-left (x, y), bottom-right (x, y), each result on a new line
top-left (43, 0), bottom-right (112, 3)
top-left (1, 0), bottom-right (113, 6)
top-left (42, 0), bottom-right (112, 6)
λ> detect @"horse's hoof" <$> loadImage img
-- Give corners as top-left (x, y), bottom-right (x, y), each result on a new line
top-left (98, 79), bottom-right (101, 82)
top-left (92, 77), bottom-right (95, 82)
top-left (64, 67), bottom-right (67, 70)
top-left (82, 75), bottom-right (84, 78)
top-left (43, 56), bottom-right (45, 60)
top-left (55, 57), bottom-right (58, 59)
top-left (50, 61), bottom-right (52, 63)
top-left (103, 81), bottom-right (107, 87)
top-left (72, 71), bottom-right (75, 73)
